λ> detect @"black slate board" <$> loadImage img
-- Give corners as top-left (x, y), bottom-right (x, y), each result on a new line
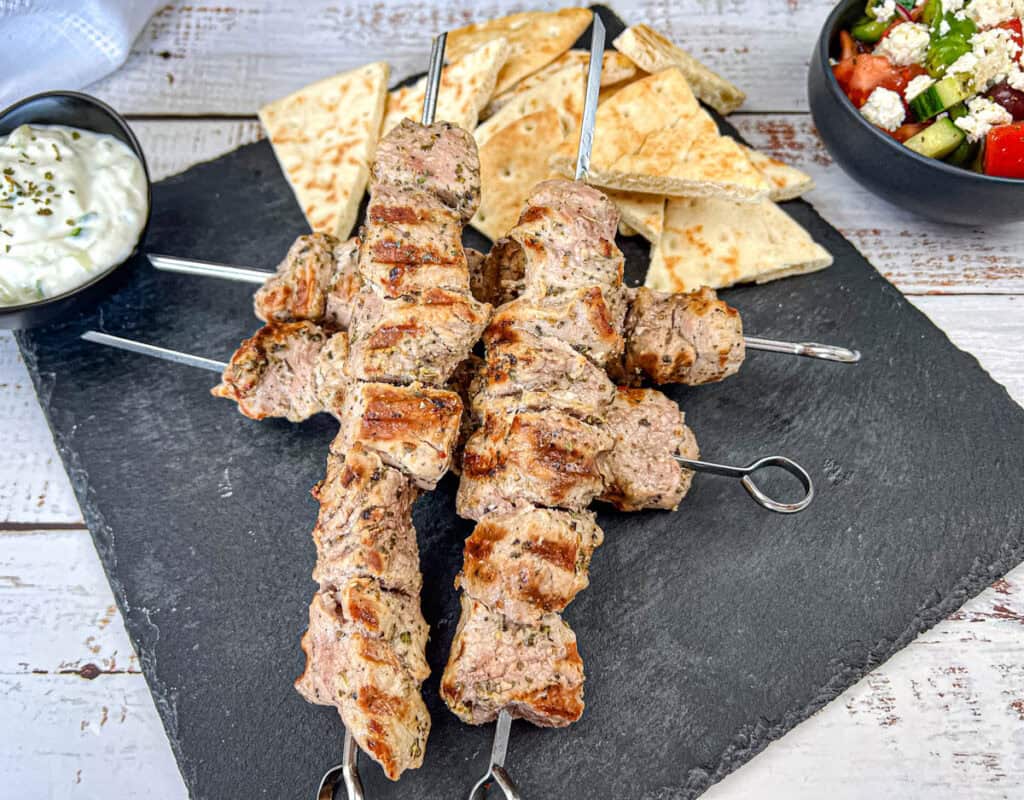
top-left (18, 8), bottom-right (1024, 798)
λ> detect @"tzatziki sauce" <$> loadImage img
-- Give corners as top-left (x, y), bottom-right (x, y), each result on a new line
top-left (0, 124), bottom-right (148, 306)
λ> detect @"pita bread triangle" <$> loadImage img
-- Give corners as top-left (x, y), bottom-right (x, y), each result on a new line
top-left (550, 68), bottom-right (770, 201)
top-left (604, 190), bottom-right (665, 243)
top-left (382, 38), bottom-right (511, 136)
top-left (646, 196), bottom-right (833, 293)
top-left (743, 146), bottom-right (816, 202)
top-left (613, 23), bottom-right (745, 115)
top-left (259, 62), bottom-right (389, 240)
top-left (471, 107), bottom-right (565, 241)
top-left (481, 49), bottom-right (638, 120)
top-left (475, 63), bottom-right (585, 149)
top-left (447, 8), bottom-right (593, 96)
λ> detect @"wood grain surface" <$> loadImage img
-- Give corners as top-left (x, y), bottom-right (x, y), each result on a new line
top-left (2, 1), bottom-right (1022, 798)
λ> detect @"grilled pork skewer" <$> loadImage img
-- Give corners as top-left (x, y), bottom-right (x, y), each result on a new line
top-left (300, 31), bottom-right (492, 785)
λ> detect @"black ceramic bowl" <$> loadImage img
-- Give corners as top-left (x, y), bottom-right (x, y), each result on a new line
top-left (0, 91), bottom-right (152, 329)
top-left (808, 0), bottom-right (1024, 226)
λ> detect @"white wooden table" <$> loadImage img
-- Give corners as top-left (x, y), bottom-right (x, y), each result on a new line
top-left (2, 2), bottom-right (1023, 797)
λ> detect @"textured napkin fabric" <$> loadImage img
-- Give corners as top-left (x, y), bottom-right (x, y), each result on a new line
top-left (0, 0), bottom-right (162, 108)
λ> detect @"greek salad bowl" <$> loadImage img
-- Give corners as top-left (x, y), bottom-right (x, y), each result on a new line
top-left (0, 91), bottom-right (152, 329)
top-left (808, 0), bottom-right (1024, 226)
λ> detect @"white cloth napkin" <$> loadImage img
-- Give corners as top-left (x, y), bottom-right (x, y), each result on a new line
top-left (0, 0), bottom-right (162, 109)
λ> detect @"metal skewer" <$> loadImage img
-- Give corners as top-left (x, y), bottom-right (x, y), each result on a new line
top-left (148, 253), bottom-right (270, 284)
top-left (574, 15), bottom-right (605, 182)
top-left (422, 32), bottom-right (448, 126)
top-left (675, 454), bottom-right (813, 514)
top-left (744, 336), bottom-right (859, 363)
top-left (81, 331), bottom-right (227, 372)
top-left (145, 252), bottom-right (861, 366)
top-left (320, 31), bottom-right (450, 800)
top-left (467, 17), bottom-right (606, 800)
top-left (316, 730), bottom-right (364, 800)
top-left (79, 331), bottom-right (816, 515)
top-left (469, 709), bottom-right (520, 800)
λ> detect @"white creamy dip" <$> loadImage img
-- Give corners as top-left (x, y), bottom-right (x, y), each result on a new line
top-left (0, 124), bottom-right (147, 306)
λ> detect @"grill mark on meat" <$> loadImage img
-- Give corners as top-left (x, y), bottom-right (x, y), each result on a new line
top-left (368, 238), bottom-right (449, 266)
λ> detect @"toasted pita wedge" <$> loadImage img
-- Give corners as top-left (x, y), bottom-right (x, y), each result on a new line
top-left (447, 8), bottom-right (592, 96)
top-left (743, 146), bottom-right (816, 202)
top-left (619, 221), bottom-right (639, 237)
top-left (472, 107), bottom-right (564, 241)
top-left (646, 196), bottom-right (832, 292)
top-left (259, 63), bottom-right (389, 239)
top-left (382, 38), bottom-right (510, 136)
top-left (550, 69), bottom-right (769, 201)
top-left (605, 190), bottom-right (665, 243)
top-left (481, 50), bottom-right (637, 119)
top-left (475, 65), bottom-right (584, 149)
top-left (613, 24), bottom-right (745, 115)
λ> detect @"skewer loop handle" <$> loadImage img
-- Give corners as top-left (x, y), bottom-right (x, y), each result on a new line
top-left (315, 729), bottom-right (364, 800)
top-left (468, 710), bottom-right (522, 800)
top-left (676, 455), bottom-right (814, 514)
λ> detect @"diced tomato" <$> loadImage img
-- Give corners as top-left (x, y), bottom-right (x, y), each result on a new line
top-left (891, 122), bottom-right (929, 142)
top-left (984, 122), bottom-right (1024, 179)
top-left (996, 19), bottom-right (1023, 64)
top-left (838, 30), bottom-right (857, 62)
top-left (833, 47), bottom-right (926, 109)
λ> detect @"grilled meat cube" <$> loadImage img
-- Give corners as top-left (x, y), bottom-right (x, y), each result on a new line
top-left (211, 321), bottom-right (329, 421)
top-left (486, 286), bottom-right (628, 368)
top-left (488, 179), bottom-right (623, 296)
top-left (329, 576), bottom-right (429, 680)
top-left (254, 233), bottom-right (338, 325)
top-left (313, 331), bottom-right (350, 414)
top-left (373, 119), bottom-right (480, 221)
top-left (312, 448), bottom-right (422, 595)
top-left (441, 595), bottom-right (585, 727)
top-left (322, 237), bottom-right (362, 331)
top-left (598, 388), bottom-right (699, 512)
top-left (296, 590), bottom-right (430, 780)
top-left (621, 287), bottom-right (745, 386)
top-left (333, 382), bottom-right (463, 490)
top-left (457, 409), bottom-right (613, 521)
top-left (346, 287), bottom-right (491, 386)
top-left (458, 507), bottom-right (604, 623)
top-left (471, 328), bottom-right (615, 422)
top-left (359, 184), bottom-right (470, 297)
top-left (470, 238), bottom-right (525, 306)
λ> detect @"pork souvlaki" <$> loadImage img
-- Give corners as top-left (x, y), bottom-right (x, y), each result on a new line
top-left (295, 118), bottom-right (491, 780)
top-left (443, 179), bottom-right (702, 729)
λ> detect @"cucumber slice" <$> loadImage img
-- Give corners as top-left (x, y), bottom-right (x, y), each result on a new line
top-left (945, 135), bottom-right (979, 167)
top-left (904, 117), bottom-right (966, 159)
top-left (909, 75), bottom-right (972, 120)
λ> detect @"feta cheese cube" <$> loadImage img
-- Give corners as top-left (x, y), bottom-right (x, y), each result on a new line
top-left (953, 96), bottom-right (1014, 142)
top-left (874, 22), bottom-right (931, 67)
top-left (970, 27), bottom-right (1022, 91)
top-left (861, 87), bottom-right (907, 131)
top-left (965, 0), bottom-right (1022, 29)
top-left (870, 0), bottom-right (896, 19)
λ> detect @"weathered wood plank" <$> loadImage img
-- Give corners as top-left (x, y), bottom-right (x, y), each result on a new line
top-left (87, 0), bottom-right (831, 115)
top-left (0, 530), bottom-right (137, 675)
top-left (0, 672), bottom-right (187, 799)
top-left (0, 337), bottom-right (81, 525)
top-left (732, 115), bottom-right (1024, 296)
top-left (705, 567), bottom-right (1024, 798)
